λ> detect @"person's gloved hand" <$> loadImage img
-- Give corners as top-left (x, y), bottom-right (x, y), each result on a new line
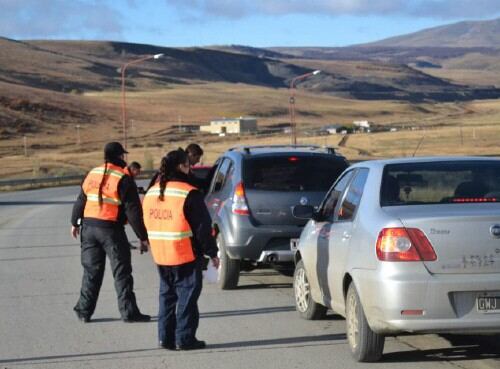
top-left (71, 226), bottom-right (80, 239)
top-left (211, 257), bottom-right (220, 269)
top-left (140, 240), bottom-right (149, 254)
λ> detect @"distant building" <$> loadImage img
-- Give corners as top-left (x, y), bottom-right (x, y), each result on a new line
top-left (172, 124), bottom-right (200, 133)
top-left (353, 120), bottom-right (372, 132)
top-left (320, 124), bottom-right (345, 135)
top-left (200, 117), bottom-right (258, 135)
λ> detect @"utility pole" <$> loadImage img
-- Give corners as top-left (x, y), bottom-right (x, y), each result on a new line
top-left (289, 70), bottom-right (321, 145)
top-left (121, 53), bottom-right (164, 150)
top-left (76, 125), bottom-right (81, 145)
top-left (23, 135), bottom-right (28, 157)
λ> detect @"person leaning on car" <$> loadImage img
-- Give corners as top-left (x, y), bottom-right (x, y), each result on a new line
top-left (70, 141), bottom-right (151, 323)
top-left (185, 143), bottom-right (210, 192)
top-left (142, 148), bottom-right (219, 350)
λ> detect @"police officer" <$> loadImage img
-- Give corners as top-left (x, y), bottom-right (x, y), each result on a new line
top-left (142, 148), bottom-right (219, 350)
top-left (71, 142), bottom-right (151, 323)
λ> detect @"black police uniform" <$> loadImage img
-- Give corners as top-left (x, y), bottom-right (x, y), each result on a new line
top-left (71, 154), bottom-right (149, 322)
top-left (156, 172), bottom-right (218, 350)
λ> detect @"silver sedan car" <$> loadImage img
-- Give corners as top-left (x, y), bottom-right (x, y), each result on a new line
top-left (292, 157), bottom-right (500, 362)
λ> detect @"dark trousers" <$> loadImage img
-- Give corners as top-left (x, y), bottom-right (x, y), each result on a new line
top-left (157, 260), bottom-right (202, 346)
top-left (74, 225), bottom-right (139, 319)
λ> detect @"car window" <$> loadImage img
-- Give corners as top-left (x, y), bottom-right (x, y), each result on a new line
top-left (381, 161), bottom-right (500, 206)
top-left (336, 168), bottom-right (369, 222)
top-left (211, 159), bottom-right (232, 193)
top-left (321, 170), bottom-right (355, 221)
top-left (243, 156), bottom-right (347, 192)
top-left (220, 161), bottom-right (234, 195)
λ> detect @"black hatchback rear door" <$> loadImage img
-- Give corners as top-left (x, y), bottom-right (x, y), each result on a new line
top-left (243, 155), bottom-right (348, 226)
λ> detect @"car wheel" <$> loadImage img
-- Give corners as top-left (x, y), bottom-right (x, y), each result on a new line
top-left (217, 234), bottom-right (240, 290)
top-left (293, 260), bottom-right (327, 320)
top-left (345, 283), bottom-right (385, 362)
top-left (273, 265), bottom-right (295, 277)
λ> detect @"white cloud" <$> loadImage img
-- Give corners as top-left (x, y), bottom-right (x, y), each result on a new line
top-left (165, 0), bottom-right (500, 19)
top-left (0, 0), bottom-right (123, 38)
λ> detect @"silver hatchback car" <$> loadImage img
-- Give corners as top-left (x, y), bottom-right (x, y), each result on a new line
top-left (292, 157), bottom-right (500, 362)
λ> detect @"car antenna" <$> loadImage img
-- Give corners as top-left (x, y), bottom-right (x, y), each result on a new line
top-left (412, 134), bottom-right (426, 157)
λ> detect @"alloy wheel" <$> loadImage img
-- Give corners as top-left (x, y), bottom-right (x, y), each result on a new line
top-left (347, 290), bottom-right (360, 351)
top-left (294, 267), bottom-right (310, 312)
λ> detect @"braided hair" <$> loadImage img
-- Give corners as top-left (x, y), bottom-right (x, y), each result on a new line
top-left (158, 148), bottom-right (188, 201)
top-left (98, 160), bottom-right (108, 206)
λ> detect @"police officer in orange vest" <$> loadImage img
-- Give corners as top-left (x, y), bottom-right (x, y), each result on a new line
top-left (71, 142), bottom-right (151, 323)
top-left (143, 148), bottom-right (219, 350)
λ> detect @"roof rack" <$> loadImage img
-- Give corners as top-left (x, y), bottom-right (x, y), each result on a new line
top-left (228, 145), bottom-right (336, 155)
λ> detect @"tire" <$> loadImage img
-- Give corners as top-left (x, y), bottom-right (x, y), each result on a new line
top-left (345, 283), bottom-right (385, 362)
top-left (293, 260), bottom-right (327, 320)
top-left (217, 234), bottom-right (240, 290)
top-left (274, 265), bottom-right (295, 277)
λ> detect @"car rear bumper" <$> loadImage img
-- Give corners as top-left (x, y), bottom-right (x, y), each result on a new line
top-left (352, 268), bottom-right (500, 335)
top-left (223, 220), bottom-right (302, 262)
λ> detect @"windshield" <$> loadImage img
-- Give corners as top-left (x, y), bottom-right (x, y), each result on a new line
top-left (381, 160), bottom-right (500, 206)
top-left (243, 156), bottom-right (346, 192)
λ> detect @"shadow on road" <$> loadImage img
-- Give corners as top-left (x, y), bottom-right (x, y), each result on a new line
top-left (236, 282), bottom-right (292, 289)
top-left (384, 334), bottom-right (500, 362)
top-left (0, 334), bottom-right (346, 365)
top-left (207, 333), bottom-right (346, 350)
top-left (0, 348), bottom-right (158, 365)
top-left (200, 305), bottom-right (295, 318)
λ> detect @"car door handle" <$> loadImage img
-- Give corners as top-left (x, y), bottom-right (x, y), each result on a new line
top-left (342, 232), bottom-right (351, 240)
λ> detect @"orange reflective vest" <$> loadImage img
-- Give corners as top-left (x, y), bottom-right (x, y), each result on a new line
top-left (143, 181), bottom-right (196, 266)
top-left (82, 163), bottom-right (127, 221)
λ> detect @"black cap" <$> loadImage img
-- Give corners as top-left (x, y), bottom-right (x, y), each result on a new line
top-left (104, 142), bottom-right (128, 159)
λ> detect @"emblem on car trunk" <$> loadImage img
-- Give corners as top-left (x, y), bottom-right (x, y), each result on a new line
top-left (490, 225), bottom-right (500, 238)
top-left (300, 197), bottom-right (308, 205)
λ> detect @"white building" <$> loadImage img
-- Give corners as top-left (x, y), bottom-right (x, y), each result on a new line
top-left (353, 120), bottom-right (372, 129)
top-left (200, 117), bottom-right (258, 135)
top-left (353, 120), bottom-right (372, 132)
top-left (321, 124), bottom-right (344, 134)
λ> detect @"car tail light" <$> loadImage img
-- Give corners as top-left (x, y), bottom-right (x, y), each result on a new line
top-left (232, 182), bottom-right (250, 215)
top-left (376, 227), bottom-right (437, 262)
top-left (452, 197), bottom-right (497, 203)
top-left (288, 156), bottom-right (299, 162)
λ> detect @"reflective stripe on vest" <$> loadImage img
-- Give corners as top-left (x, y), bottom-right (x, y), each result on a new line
top-left (82, 163), bottom-right (126, 221)
top-left (142, 181), bottom-right (197, 266)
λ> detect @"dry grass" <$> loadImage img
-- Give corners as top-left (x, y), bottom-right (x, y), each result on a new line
top-left (1, 83), bottom-right (500, 179)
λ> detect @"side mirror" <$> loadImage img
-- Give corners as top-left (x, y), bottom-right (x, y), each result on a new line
top-left (292, 205), bottom-right (315, 219)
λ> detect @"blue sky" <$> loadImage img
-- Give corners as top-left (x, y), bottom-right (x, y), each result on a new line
top-left (1, 0), bottom-right (500, 47)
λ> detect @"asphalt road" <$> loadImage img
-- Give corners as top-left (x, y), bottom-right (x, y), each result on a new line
top-left (0, 185), bottom-right (498, 369)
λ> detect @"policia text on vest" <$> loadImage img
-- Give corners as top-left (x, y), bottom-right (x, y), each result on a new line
top-left (142, 148), bottom-right (219, 350)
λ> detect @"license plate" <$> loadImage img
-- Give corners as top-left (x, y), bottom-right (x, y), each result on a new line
top-left (290, 238), bottom-right (299, 252)
top-left (477, 295), bottom-right (500, 313)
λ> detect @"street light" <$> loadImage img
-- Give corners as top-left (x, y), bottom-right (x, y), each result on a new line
top-left (289, 70), bottom-right (321, 145)
top-left (121, 53), bottom-right (164, 150)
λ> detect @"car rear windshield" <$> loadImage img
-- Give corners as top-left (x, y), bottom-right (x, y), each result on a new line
top-left (381, 161), bottom-right (500, 206)
top-left (243, 155), bottom-right (346, 192)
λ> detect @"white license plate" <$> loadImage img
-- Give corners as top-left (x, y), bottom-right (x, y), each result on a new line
top-left (477, 295), bottom-right (500, 313)
top-left (290, 238), bottom-right (299, 252)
